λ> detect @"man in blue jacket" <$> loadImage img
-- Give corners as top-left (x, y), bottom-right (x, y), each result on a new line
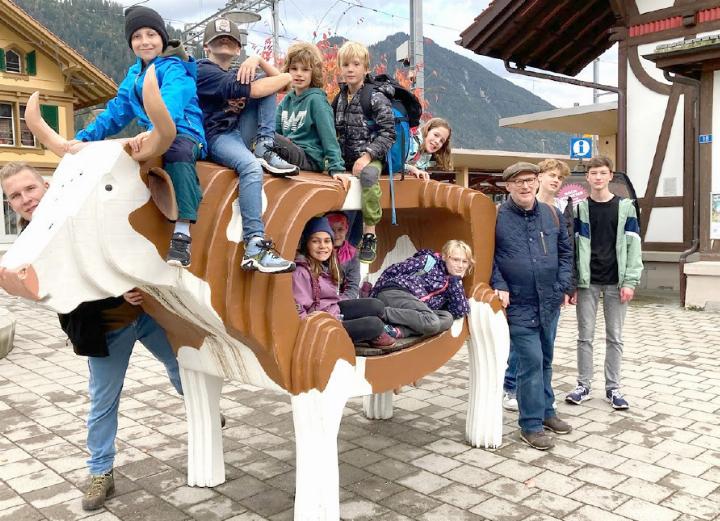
top-left (492, 162), bottom-right (574, 450)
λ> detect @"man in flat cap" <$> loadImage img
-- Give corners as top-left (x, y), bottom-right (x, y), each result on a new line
top-left (492, 162), bottom-right (574, 450)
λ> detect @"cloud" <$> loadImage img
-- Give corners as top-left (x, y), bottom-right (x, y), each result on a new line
top-left (137, 0), bottom-right (618, 108)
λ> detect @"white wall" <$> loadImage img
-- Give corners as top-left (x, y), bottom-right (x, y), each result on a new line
top-left (714, 71), bottom-right (720, 193)
top-left (635, 0), bottom-right (674, 14)
top-left (645, 207), bottom-right (684, 243)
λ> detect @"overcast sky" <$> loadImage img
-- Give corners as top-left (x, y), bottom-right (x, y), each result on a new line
top-left (126, 0), bottom-right (618, 109)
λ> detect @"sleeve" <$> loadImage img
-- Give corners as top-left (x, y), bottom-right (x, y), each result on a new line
top-left (445, 278), bottom-right (470, 318)
top-left (490, 260), bottom-right (508, 292)
top-left (292, 268), bottom-right (314, 319)
top-left (157, 61), bottom-right (199, 129)
top-left (365, 91), bottom-right (396, 160)
top-left (556, 209), bottom-right (573, 294)
top-left (196, 62), bottom-right (251, 105)
top-left (622, 204), bottom-right (644, 289)
top-left (563, 203), bottom-right (577, 293)
top-left (76, 75), bottom-right (135, 141)
top-left (340, 256), bottom-right (361, 300)
top-left (313, 97), bottom-right (345, 173)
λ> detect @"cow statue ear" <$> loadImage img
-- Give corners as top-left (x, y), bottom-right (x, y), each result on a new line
top-left (147, 167), bottom-right (179, 221)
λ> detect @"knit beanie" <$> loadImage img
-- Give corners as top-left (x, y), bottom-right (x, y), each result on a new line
top-left (125, 6), bottom-right (169, 49)
top-left (302, 217), bottom-right (335, 244)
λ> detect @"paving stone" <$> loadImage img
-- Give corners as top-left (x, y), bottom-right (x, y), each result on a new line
top-left (530, 470), bottom-right (584, 496)
top-left (184, 495), bottom-right (247, 521)
top-left (429, 482), bottom-right (489, 509)
top-left (521, 489), bottom-right (582, 518)
top-left (380, 490), bottom-right (442, 518)
top-left (418, 503), bottom-right (484, 521)
top-left (567, 484), bottom-right (630, 511)
top-left (613, 477), bottom-right (674, 503)
top-left (396, 469), bottom-right (452, 495)
top-left (614, 498), bottom-right (680, 521)
top-left (470, 496), bottom-right (535, 521)
top-left (659, 471), bottom-right (719, 497)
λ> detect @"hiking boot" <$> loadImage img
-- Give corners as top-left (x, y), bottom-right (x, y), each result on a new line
top-left (543, 416), bottom-right (572, 434)
top-left (358, 233), bottom-right (377, 264)
top-left (502, 391), bottom-right (518, 412)
top-left (565, 384), bottom-right (591, 405)
top-left (370, 332), bottom-right (396, 349)
top-left (384, 324), bottom-right (403, 339)
top-left (254, 139), bottom-right (299, 177)
top-left (520, 430), bottom-right (554, 450)
top-left (82, 470), bottom-right (114, 511)
top-left (606, 389), bottom-right (630, 410)
top-left (242, 237), bottom-right (295, 273)
top-left (166, 232), bottom-right (191, 267)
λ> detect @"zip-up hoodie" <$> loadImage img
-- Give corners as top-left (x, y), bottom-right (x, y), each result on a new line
top-left (76, 41), bottom-right (206, 153)
top-left (292, 254), bottom-right (342, 319)
top-left (574, 197), bottom-right (643, 289)
top-left (276, 88), bottom-right (345, 173)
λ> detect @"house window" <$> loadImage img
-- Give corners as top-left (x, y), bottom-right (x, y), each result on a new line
top-left (5, 50), bottom-right (21, 74)
top-left (2, 192), bottom-right (20, 240)
top-left (0, 103), bottom-right (15, 146)
top-left (19, 104), bottom-right (36, 147)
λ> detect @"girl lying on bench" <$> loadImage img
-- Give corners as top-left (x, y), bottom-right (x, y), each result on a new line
top-left (371, 240), bottom-right (474, 339)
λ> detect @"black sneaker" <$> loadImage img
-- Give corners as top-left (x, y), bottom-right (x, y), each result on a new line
top-left (167, 232), bottom-right (191, 267)
top-left (358, 233), bottom-right (377, 264)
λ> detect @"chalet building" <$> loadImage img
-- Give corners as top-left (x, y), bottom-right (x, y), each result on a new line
top-left (460, 0), bottom-right (720, 309)
top-left (0, 0), bottom-right (115, 247)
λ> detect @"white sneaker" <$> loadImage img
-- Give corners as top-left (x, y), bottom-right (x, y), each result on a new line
top-left (503, 391), bottom-right (518, 411)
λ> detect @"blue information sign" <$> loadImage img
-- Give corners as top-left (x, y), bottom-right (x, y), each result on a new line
top-left (570, 137), bottom-right (592, 159)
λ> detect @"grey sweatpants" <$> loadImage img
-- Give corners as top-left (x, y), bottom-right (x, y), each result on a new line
top-left (576, 284), bottom-right (628, 392)
top-left (376, 288), bottom-right (454, 337)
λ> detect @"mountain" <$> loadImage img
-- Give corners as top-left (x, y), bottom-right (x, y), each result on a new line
top-left (368, 33), bottom-right (569, 153)
top-left (13, 0), bottom-right (569, 153)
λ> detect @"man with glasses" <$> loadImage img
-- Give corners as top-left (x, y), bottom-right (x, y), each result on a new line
top-left (492, 162), bottom-right (574, 450)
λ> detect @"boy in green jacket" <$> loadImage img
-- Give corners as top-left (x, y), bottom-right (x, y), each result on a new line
top-left (566, 156), bottom-right (643, 410)
top-left (274, 42), bottom-right (346, 175)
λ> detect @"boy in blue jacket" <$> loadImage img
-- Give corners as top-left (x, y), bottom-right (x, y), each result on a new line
top-left (71, 6), bottom-right (205, 267)
top-left (196, 18), bottom-right (296, 273)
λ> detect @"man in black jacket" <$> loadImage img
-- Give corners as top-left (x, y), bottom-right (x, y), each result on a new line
top-left (491, 162), bottom-right (574, 451)
top-left (1, 161), bottom-right (182, 511)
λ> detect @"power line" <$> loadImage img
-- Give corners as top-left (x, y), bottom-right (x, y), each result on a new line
top-left (335, 0), bottom-right (462, 32)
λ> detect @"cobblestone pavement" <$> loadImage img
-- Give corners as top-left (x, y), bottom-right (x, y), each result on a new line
top-left (1, 291), bottom-right (719, 521)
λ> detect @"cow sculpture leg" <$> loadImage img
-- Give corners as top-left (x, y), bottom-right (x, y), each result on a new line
top-left (177, 354), bottom-right (225, 487)
top-left (465, 299), bottom-right (510, 449)
top-left (291, 359), bottom-right (366, 521)
top-left (362, 391), bottom-right (393, 419)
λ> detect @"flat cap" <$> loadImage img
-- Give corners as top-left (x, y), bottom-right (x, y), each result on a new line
top-left (502, 162), bottom-right (539, 181)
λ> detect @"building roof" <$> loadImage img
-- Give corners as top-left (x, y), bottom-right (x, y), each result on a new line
top-left (499, 101), bottom-right (618, 135)
top-left (3, 0), bottom-right (116, 108)
top-left (644, 35), bottom-right (720, 78)
top-left (458, 0), bottom-right (617, 76)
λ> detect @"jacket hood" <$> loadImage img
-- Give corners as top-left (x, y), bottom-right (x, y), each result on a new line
top-left (153, 40), bottom-right (197, 77)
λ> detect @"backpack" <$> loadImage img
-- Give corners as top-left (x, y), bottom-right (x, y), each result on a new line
top-left (332, 74), bottom-right (422, 175)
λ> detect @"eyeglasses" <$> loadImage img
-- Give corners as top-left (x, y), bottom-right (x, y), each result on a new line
top-left (509, 177), bottom-right (538, 187)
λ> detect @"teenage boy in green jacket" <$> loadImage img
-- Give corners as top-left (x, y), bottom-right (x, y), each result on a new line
top-left (566, 156), bottom-right (643, 410)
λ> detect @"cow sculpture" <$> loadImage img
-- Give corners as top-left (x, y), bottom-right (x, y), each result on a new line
top-left (0, 68), bottom-right (509, 520)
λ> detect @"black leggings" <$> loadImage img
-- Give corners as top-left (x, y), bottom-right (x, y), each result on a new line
top-left (339, 298), bottom-right (385, 343)
top-left (274, 134), bottom-right (320, 172)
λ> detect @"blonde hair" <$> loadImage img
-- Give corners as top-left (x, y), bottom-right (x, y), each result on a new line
top-left (442, 240), bottom-right (475, 276)
top-left (419, 118), bottom-right (453, 171)
top-left (537, 158), bottom-right (570, 179)
top-left (283, 42), bottom-right (325, 89)
top-left (0, 161), bottom-right (43, 187)
top-left (337, 41), bottom-right (370, 70)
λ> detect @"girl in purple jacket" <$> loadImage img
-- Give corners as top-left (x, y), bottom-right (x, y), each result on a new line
top-left (371, 240), bottom-right (474, 338)
top-left (292, 217), bottom-right (396, 350)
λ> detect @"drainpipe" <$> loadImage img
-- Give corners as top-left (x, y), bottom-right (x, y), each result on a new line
top-left (664, 71), bottom-right (700, 306)
top-left (504, 62), bottom-right (625, 170)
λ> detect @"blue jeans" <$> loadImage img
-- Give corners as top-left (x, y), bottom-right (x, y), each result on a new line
top-left (207, 95), bottom-right (276, 242)
top-left (511, 312), bottom-right (559, 433)
top-left (504, 347), bottom-right (517, 394)
top-left (86, 313), bottom-right (182, 475)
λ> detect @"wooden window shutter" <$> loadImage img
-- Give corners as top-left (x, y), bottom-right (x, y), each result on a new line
top-left (26, 51), bottom-right (36, 75)
top-left (0, 49), bottom-right (5, 72)
top-left (40, 104), bottom-right (59, 133)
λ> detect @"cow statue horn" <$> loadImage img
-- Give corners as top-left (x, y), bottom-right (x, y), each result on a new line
top-left (24, 64), bottom-right (175, 161)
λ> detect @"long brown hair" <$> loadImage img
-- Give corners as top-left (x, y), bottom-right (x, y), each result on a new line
top-left (419, 117), bottom-right (453, 170)
top-left (282, 42), bottom-right (325, 89)
top-left (302, 234), bottom-right (342, 287)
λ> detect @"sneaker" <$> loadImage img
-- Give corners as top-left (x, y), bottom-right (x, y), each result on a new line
top-left (254, 140), bottom-right (299, 177)
top-left (606, 389), bottom-right (630, 410)
top-left (520, 430), bottom-right (555, 451)
top-left (370, 332), bottom-right (396, 349)
top-left (384, 324), bottom-right (403, 339)
top-left (358, 233), bottom-right (377, 264)
top-left (242, 237), bottom-right (296, 274)
top-left (166, 232), bottom-right (191, 267)
top-left (565, 384), bottom-right (591, 405)
top-left (502, 391), bottom-right (518, 412)
top-left (82, 470), bottom-right (115, 511)
top-left (543, 416), bottom-right (572, 434)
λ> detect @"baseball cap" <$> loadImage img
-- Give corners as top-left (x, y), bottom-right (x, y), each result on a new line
top-left (203, 18), bottom-right (244, 46)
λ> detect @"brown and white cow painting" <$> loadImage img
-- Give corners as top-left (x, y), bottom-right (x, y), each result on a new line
top-left (0, 70), bottom-right (509, 521)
